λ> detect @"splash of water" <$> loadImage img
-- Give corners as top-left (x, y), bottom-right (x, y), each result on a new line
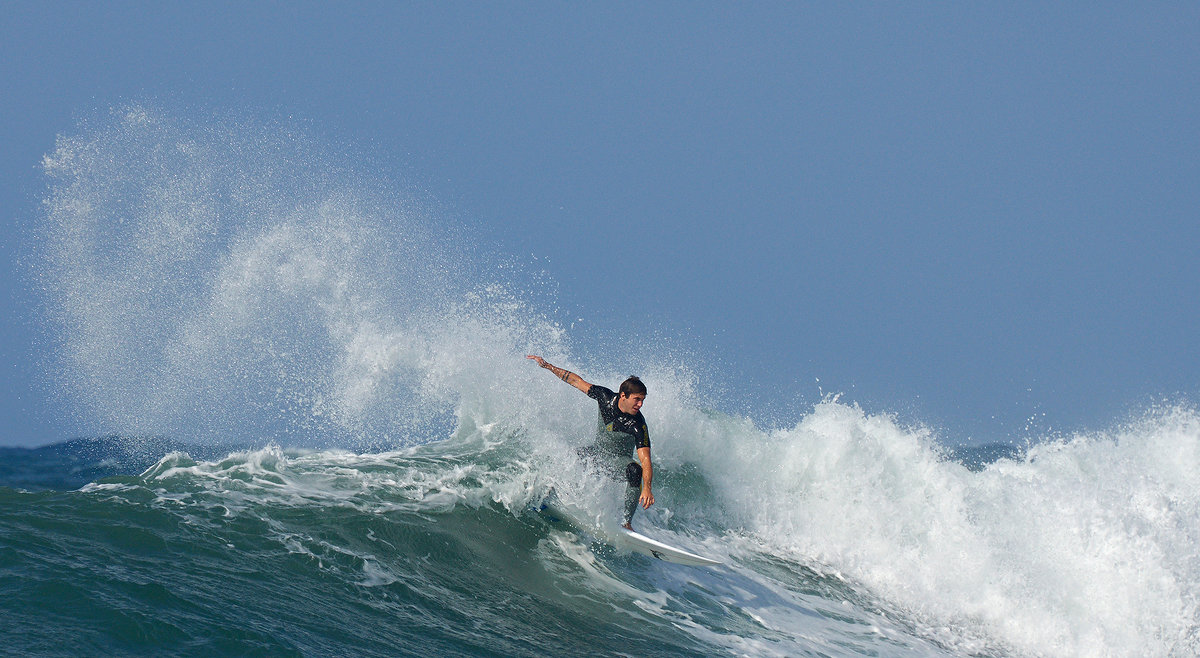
top-left (36, 105), bottom-right (565, 447)
top-left (659, 399), bottom-right (1200, 656)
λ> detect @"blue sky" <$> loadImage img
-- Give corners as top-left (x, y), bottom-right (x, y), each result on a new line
top-left (3, 2), bottom-right (1198, 447)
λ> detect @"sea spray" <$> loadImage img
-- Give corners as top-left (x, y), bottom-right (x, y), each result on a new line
top-left (35, 105), bottom-right (566, 448)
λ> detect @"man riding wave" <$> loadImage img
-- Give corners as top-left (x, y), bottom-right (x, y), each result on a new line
top-left (526, 355), bottom-right (653, 529)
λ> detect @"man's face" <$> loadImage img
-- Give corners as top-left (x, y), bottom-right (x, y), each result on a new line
top-left (618, 392), bottom-right (645, 415)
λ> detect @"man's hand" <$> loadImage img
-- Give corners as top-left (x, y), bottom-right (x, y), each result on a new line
top-left (639, 487), bottom-right (655, 509)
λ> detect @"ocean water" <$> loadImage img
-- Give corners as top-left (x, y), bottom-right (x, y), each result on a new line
top-left (5, 105), bottom-right (1199, 657)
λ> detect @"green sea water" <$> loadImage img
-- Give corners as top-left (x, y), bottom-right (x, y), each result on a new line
top-left (0, 436), bottom-right (944, 657)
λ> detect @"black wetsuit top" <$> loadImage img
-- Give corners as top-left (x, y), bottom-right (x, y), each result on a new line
top-left (585, 385), bottom-right (650, 463)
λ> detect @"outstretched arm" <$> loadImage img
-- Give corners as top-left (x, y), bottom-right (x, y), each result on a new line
top-left (526, 355), bottom-right (592, 394)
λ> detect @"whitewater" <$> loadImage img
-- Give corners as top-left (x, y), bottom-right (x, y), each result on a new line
top-left (3, 105), bottom-right (1198, 657)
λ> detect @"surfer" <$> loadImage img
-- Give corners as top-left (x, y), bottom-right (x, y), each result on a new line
top-left (526, 355), bottom-right (654, 529)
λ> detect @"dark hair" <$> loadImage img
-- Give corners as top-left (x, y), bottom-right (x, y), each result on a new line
top-left (619, 376), bottom-right (647, 397)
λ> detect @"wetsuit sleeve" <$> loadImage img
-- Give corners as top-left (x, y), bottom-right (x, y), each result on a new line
top-left (636, 419), bottom-right (650, 451)
top-left (587, 385), bottom-right (616, 406)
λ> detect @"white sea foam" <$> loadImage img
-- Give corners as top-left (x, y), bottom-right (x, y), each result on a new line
top-left (670, 399), bottom-right (1200, 657)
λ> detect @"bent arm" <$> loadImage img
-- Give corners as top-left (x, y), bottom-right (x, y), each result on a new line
top-left (636, 446), bottom-right (654, 509)
top-left (526, 355), bottom-right (592, 394)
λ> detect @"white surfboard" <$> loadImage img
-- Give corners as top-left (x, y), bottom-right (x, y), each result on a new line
top-left (616, 528), bottom-right (721, 566)
top-left (538, 495), bottom-right (721, 567)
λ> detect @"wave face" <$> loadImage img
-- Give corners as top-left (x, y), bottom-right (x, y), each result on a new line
top-left (11, 106), bottom-right (1200, 657)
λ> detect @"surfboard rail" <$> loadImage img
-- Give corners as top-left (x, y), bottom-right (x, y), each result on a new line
top-left (538, 496), bottom-right (721, 567)
top-left (617, 528), bottom-right (721, 566)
